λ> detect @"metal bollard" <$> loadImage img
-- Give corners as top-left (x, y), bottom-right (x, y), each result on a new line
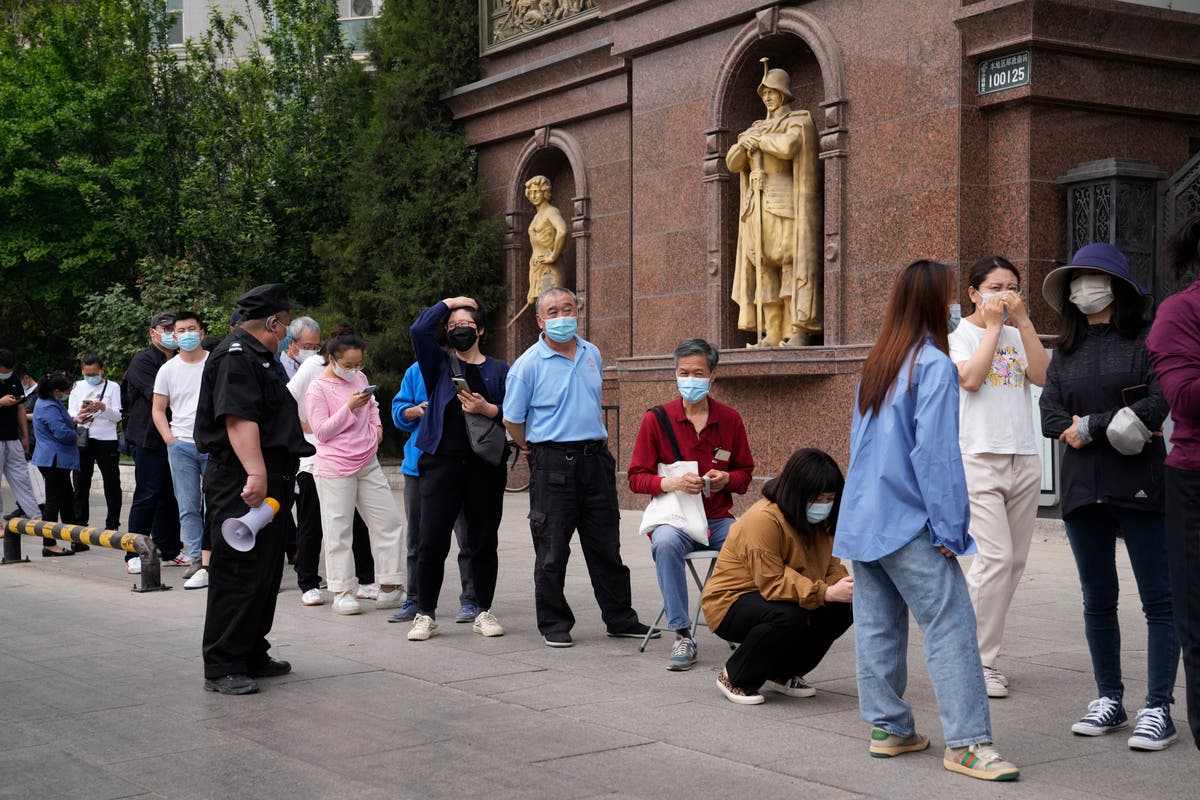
top-left (1, 518), bottom-right (169, 592)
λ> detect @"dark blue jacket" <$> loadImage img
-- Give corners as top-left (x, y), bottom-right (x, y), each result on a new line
top-left (408, 301), bottom-right (508, 455)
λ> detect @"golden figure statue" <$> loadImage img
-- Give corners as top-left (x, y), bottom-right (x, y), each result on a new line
top-left (727, 59), bottom-right (822, 346)
top-left (524, 175), bottom-right (568, 307)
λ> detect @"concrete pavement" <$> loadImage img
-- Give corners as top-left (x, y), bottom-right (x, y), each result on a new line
top-left (1, 484), bottom-right (1197, 800)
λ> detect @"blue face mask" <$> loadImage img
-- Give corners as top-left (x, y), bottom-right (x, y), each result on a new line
top-left (806, 501), bottom-right (834, 524)
top-left (544, 316), bottom-right (578, 343)
top-left (160, 331), bottom-right (179, 350)
top-left (84, 374), bottom-right (103, 386)
top-left (0, 372), bottom-right (12, 381)
top-left (677, 376), bottom-right (710, 403)
top-left (177, 332), bottom-right (202, 352)
top-left (947, 303), bottom-right (962, 333)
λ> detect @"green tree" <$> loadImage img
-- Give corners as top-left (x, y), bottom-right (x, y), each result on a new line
top-left (0, 0), bottom-right (170, 371)
top-left (314, 0), bottom-right (504, 379)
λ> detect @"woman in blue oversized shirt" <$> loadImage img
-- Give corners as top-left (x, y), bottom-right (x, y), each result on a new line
top-left (31, 371), bottom-right (80, 556)
top-left (834, 260), bottom-right (1019, 782)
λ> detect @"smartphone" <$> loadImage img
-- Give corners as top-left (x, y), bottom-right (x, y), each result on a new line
top-left (1122, 384), bottom-right (1148, 406)
top-left (452, 377), bottom-right (470, 393)
top-left (360, 385), bottom-right (377, 394)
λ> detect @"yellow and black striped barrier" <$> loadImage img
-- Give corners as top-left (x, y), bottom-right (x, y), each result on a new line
top-left (1, 518), bottom-right (168, 592)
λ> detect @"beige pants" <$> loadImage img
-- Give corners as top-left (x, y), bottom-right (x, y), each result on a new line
top-left (962, 452), bottom-right (1041, 668)
top-left (315, 457), bottom-right (405, 593)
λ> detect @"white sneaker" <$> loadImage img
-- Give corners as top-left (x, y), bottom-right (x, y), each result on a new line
top-left (472, 610), bottom-right (505, 637)
top-left (763, 675), bottom-right (816, 698)
top-left (375, 586), bottom-right (406, 610)
top-left (300, 588), bottom-right (324, 606)
top-left (125, 557), bottom-right (141, 575)
top-left (356, 583), bottom-right (380, 600)
top-left (183, 567), bottom-right (209, 590)
top-left (407, 613), bottom-right (439, 641)
top-left (332, 591), bottom-right (363, 616)
top-left (983, 665), bottom-right (1009, 698)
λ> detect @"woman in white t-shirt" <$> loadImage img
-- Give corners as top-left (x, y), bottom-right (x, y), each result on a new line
top-left (948, 255), bottom-right (1050, 700)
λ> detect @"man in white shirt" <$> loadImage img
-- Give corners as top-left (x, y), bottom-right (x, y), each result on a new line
top-left (152, 311), bottom-right (211, 588)
top-left (280, 316), bottom-right (321, 379)
top-left (69, 354), bottom-right (123, 532)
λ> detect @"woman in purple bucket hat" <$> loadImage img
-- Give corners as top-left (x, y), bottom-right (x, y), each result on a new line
top-left (1039, 242), bottom-right (1179, 750)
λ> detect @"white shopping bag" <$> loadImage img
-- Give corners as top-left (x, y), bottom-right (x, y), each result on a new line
top-left (638, 460), bottom-right (709, 545)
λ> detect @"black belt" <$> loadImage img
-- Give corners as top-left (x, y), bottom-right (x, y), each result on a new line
top-left (532, 440), bottom-right (607, 455)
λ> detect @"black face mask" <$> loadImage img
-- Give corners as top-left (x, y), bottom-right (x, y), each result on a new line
top-left (447, 327), bottom-right (478, 352)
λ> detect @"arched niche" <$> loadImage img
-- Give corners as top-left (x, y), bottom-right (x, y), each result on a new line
top-left (505, 127), bottom-right (591, 361)
top-left (703, 6), bottom-right (849, 348)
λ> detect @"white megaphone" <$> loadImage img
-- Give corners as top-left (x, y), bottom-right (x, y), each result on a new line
top-left (221, 497), bottom-right (280, 552)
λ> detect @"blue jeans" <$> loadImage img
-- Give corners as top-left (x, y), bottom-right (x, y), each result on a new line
top-left (1064, 504), bottom-right (1179, 707)
top-left (650, 517), bottom-right (732, 631)
top-left (853, 533), bottom-right (992, 748)
top-left (167, 441), bottom-right (208, 561)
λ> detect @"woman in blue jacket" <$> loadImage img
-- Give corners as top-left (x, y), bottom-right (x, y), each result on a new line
top-left (835, 261), bottom-right (1018, 782)
top-left (404, 297), bottom-right (508, 642)
top-left (31, 371), bottom-right (80, 556)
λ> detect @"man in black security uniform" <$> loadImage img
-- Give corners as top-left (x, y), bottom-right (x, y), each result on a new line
top-left (195, 284), bottom-right (313, 695)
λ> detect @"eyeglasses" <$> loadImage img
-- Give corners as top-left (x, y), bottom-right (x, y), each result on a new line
top-left (446, 321), bottom-right (477, 331)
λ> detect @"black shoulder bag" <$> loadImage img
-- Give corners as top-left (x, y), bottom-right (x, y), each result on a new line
top-left (450, 356), bottom-right (507, 466)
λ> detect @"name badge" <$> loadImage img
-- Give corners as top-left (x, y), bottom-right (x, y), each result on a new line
top-left (713, 448), bottom-right (731, 462)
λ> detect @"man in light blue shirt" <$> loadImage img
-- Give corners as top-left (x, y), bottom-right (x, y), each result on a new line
top-left (504, 288), bottom-right (655, 648)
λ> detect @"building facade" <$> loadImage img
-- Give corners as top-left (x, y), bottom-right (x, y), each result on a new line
top-left (449, 0), bottom-right (1200, 502)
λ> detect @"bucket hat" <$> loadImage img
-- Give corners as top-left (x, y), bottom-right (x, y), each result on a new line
top-left (1041, 243), bottom-right (1152, 315)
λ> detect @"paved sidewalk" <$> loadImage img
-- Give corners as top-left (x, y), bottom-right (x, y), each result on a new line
top-left (1, 486), bottom-right (1196, 799)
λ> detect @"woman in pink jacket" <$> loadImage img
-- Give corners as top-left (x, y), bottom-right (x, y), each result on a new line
top-left (306, 326), bottom-right (405, 616)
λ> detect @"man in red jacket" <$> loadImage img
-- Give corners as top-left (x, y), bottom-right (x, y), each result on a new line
top-left (628, 338), bottom-right (754, 671)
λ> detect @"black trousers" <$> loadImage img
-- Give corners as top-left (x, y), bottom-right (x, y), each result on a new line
top-left (39, 465), bottom-right (79, 525)
top-left (127, 444), bottom-right (181, 561)
top-left (201, 451), bottom-right (296, 679)
top-left (527, 444), bottom-right (638, 636)
top-left (1166, 466), bottom-right (1200, 751)
top-left (416, 450), bottom-right (504, 616)
top-left (293, 470), bottom-right (375, 592)
top-left (404, 476), bottom-right (473, 607)
top-left (714, 591), bottom-right (854, 692)
top-left (72, 438), bottom-right (122, 530)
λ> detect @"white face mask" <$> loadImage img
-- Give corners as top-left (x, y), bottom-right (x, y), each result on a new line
top-left (296, 348), bottom-right (317, 363)
top-left (1069, 274), bottom-right (1114, 315)
top-left (332, 363), bottom-right (359, 382)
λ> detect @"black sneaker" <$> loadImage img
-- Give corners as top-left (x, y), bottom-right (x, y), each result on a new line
top-left (247, 658), bottom-right (291, 678)
top-left (606, 622), bottom-right (660, 639)
top-left (203, 674), bottom-right (259, 695)
top-left (543, 631), bottom-right (573, 648)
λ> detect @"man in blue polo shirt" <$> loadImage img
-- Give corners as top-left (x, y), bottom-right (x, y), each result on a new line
top-left (504, 287), bottom-right (655, 648)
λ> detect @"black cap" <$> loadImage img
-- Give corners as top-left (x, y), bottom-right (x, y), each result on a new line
top-left (150, 312), bottom-right (176, 329)
top-left (235, 283), bottom-right (303, 320)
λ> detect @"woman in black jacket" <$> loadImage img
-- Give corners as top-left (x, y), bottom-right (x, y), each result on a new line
top-left (1039, 243), bottom-right (1178, 751)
